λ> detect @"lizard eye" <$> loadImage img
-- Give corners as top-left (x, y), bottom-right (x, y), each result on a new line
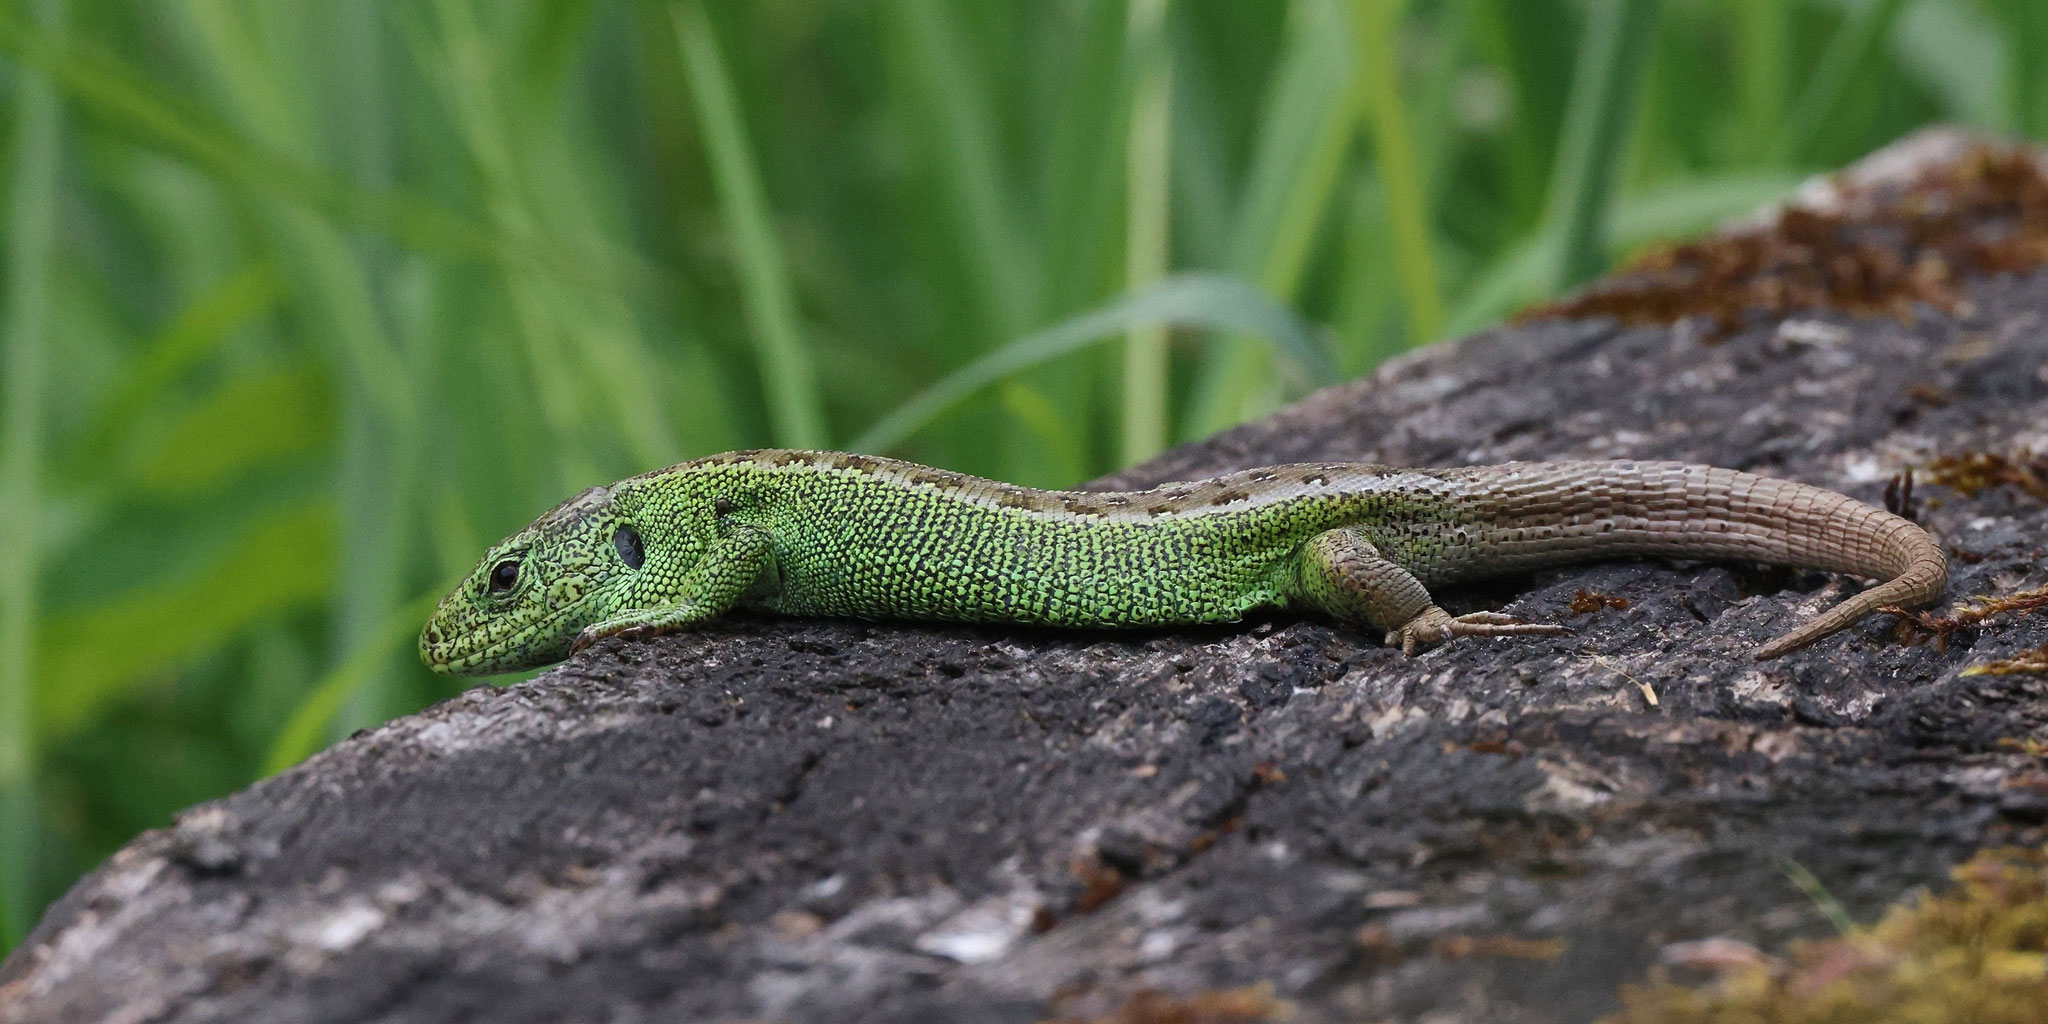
top-left (488, 560), bottom-right (520, 592)
top-left (613, 524), bottom-right (644, 569)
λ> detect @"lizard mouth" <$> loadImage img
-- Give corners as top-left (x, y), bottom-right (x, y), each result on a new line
top-left (419, 592), bottom-right (604, 676)
top-left (421, 623), bottom-right (556, 676)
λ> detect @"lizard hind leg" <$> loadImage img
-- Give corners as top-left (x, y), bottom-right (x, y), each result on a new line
top-left (1289, 528), bottom-right (1572, 655)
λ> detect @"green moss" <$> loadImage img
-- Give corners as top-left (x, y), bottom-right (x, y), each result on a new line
top-left (1607, 847), bottom-right (2048, 1024)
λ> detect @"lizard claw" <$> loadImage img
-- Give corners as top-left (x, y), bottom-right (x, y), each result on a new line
top-left (571, 617), bottom-right (691, 658)
top-left (1390, 607), bottom-right (1572, 655)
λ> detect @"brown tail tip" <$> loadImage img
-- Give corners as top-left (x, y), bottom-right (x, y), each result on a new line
top-left (1752, 634), bottom-right (1803, 661)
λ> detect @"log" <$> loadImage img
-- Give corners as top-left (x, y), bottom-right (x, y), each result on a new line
top-left (6, 128), bottom-right (2047, 1024)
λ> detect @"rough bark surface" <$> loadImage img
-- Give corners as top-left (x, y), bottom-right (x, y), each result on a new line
top-left (7, 130), bottom-right (2048, 1024)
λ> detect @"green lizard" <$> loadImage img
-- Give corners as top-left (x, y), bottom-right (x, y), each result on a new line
top-left (419, 450), bottom-right (1947, 675)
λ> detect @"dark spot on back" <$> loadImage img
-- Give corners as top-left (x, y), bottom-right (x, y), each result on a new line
top-left (1208, 488), bottom-right (1251, 505)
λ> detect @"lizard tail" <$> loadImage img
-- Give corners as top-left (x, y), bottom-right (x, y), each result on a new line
top-left (1443, 461), bottom-right (1947, 660)
top-left (1750, 509), bottom-right (1947, 660)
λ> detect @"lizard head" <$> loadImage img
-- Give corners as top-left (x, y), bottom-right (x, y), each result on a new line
top-left (420, 484), bottom-right (660, 675)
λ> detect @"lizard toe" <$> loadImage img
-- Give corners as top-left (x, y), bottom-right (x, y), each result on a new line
top-left (1393, 607), bottom-right (1458, 654)
top-left (1444, 611), bottom-right (1571, 639)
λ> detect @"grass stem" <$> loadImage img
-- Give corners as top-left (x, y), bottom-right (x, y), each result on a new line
top-left (1353, 0), bottom-right (1443, 344)
top-left (1772, 0), bottom-right (1911, 166)
top-left (673, 1), bottom-right (827, 449)
top-left (1122, 0), bottom-right (1174, 465)
top-left (1544, 0), bottom-right (1661, 291)
top-left (0, 0), bottom-right (65, 947)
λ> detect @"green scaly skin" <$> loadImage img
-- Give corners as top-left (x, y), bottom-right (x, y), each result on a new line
top-left (420, 449), bottom-right (1947, 675)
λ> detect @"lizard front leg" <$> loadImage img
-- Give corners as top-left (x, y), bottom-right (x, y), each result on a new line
top-left (571, 526), bottom-right (775, 653)
top-left (1289, 528), bottom-right (1571, 654)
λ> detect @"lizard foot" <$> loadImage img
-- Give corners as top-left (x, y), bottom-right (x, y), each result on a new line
top-left (571, 604), bottom-right (718, 656)
top-left (569, 621), bottom-right (668, 655)
top-left (1385, 607), bottom-right (1572, 655)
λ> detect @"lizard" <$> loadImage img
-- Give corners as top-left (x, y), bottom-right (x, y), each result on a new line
top-left (418, 450), bottom-right (1948, 675)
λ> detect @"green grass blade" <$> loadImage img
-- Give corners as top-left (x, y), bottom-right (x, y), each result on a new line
top-left (433, 0), bottom-right (689, 475)
top-left (1783, 859), bottom-right (1859, 936)
top-left (511, 0), bottom-right (599, 110)
top-left (261, 588), bottom-right (447, 776)
top-left (334, 0), bottom-right (396, 191)
top-left (0, 9), bottom-right (664, 299)
top-left (997, 385), bottom-right (1087, 484)
top-left (1166, 41), bottom-right (1235, 267)
top-left (1889, 0), bottom-right (2012, 130)
top-left (1543, 0), bottom-right (1662, 291)
top-left (1122, 0), bottom-right (1174, 466)
top-left (0, 0), bottom-right (65, 949)
top-left (182, 0), bottom-right (421, 736)
top-left (1448, 169), bottom-right (1802, 336)
top-left (1352, 0), bottom-right (1443, 344)
top-left (2002, 0), bottom-right (2048, 137)
top-left (854, 273), bottom-right (1330, 454)
top-left (1185, 0), bottom-right (1359, 437)
top-left (414, 0), bottom-right (660, 481)
top-left (1605, 171), bottom-right (1807, 238)
top-left (1330, 169), bottom-right (1403, 377)
top-left (1405, 0), bottom-right (1476, 209)
top-left (886, 0), bottom-right (1040, 336)
top-left (36, 505), bottom-right (338, 742)
top-left (1468, 0), bottom-right (1573, 231)
top-left (1771, 0), bottom-right (1911, 165)
top-left (1219, 0), bottom-right (1357, 282)
top-left (1734, 0), bottom-right (1788, 159)
top-left (1030, 0), bottom-right (1131, 321)
top-left (122, 367), bottom-right (335, 499)
top-left (672, 0), bottom-right (826, 449)
top-left (67, 264), bottom-right (283, 475)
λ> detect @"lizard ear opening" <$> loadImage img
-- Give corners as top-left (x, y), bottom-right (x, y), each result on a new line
top-left (613, 524), bottom-right (645, 569)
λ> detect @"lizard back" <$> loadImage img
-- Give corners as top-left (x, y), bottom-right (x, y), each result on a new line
top-left (648, 452), bottom-right (1438, 627)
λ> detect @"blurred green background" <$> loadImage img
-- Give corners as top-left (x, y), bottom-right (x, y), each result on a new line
top-left (0, 0), bottom-right (2043, 953)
